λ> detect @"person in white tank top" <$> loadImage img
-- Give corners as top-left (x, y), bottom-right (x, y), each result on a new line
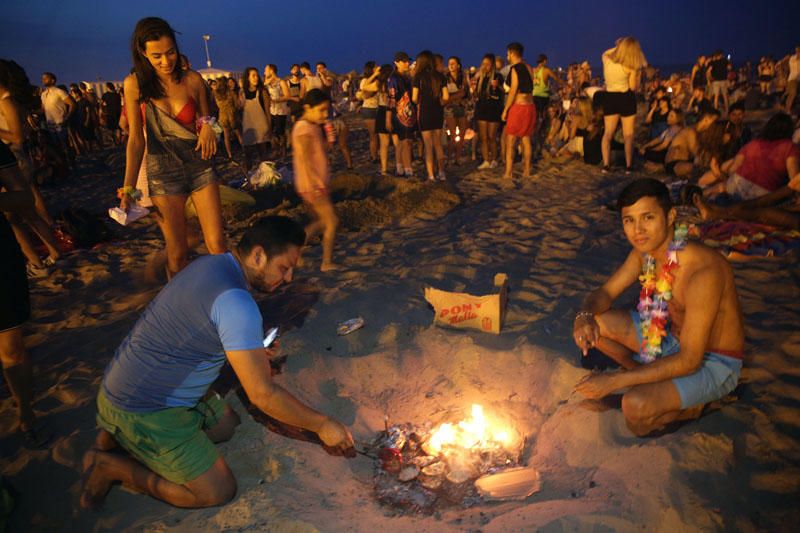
top-left (600, 37), bottom-right (647, 173)
top-left (299, 63), bottom-right (322, 98)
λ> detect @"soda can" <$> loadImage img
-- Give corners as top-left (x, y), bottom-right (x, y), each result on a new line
top-left (337, 317), bottom-right (365, 336)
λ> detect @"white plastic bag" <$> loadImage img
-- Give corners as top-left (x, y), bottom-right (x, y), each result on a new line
top-left (247, 161), bottom-right (282, 189)
top-left (109, 205), bottom-right (149, 226)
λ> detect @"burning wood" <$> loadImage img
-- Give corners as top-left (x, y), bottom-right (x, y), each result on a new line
top-left (367, 404), bottom-right (529, 514)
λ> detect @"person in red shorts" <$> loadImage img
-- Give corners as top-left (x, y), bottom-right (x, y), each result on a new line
top-left (501, 42), bottom-right (537, 179)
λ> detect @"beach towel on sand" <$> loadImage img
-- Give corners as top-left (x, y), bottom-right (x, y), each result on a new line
top-left (690, 221), bottom-right (800, 259)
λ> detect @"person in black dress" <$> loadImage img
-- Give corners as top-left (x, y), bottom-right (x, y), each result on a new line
top-left (474, 53), bottom-right (504, 169)
top-left (412, 50), bottom-right (449, 181)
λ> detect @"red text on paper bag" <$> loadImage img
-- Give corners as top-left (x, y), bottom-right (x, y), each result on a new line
top-left (424, 274), bottom-right (508, 334)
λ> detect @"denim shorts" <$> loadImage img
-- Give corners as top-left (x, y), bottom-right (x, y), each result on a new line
top-left (145, 149), bottom-right (217, 197)
top-left (630, 311), bottom-right (742, 409)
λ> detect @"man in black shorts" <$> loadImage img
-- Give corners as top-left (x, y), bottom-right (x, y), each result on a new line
top-left (387, 52), bottom-right (417, 177)
top-left (101, 82), bottom-right (122, 145)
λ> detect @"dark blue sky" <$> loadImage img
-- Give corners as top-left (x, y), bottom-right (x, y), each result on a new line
top-left (1, 0), bottom-right (797, 83)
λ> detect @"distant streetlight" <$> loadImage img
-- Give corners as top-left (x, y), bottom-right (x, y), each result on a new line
top-left (202, 34), bottom-right (212, 68)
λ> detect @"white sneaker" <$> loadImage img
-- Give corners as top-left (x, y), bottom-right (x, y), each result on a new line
top-left (437, 172), bottom-right (447, 181)
top-left (477, 161), bottom-right (491, 170)
top-left (489, 160), bottom-right (498, 169)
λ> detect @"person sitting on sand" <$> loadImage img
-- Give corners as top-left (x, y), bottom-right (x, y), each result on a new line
top-left (662, 108), bottom-right (719, 177)
top-left (644, 95), bottom-right (671, 139)
top-left (698, 113), bottom-right (799, 200)
top-left (573, 178), bottom-right (745, 437)
top-left (688, 176), bottom-right (800, 230)
top-left (639, 109), bottom-right (683, 169)
top-left (80, 216), bottom-right (355, 509)
top-left (722, 101), bottom-right (752, 157)
top-left (685, 86), bottom-right (714, 125)
top-left (292, 89), bottom-right (340, 272)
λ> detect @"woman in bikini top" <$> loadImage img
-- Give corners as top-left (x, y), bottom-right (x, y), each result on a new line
top-left (120, 17), bottom-right (225, 278)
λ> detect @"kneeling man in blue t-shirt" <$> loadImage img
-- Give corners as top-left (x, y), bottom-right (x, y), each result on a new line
top-left (80, 216), bottom-right (354, 509)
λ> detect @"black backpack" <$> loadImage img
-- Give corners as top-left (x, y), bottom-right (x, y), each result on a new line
top-left (59, 208), bottom-right (111, 248)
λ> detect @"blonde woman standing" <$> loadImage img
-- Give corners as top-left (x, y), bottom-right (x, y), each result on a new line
top-left (599, 37), bottom-right (647, 173)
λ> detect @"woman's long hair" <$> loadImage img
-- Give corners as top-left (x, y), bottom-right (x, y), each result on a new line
top-left (377, 64), bottom-right (392, 94)
top-left (698, 121), bottom-right (728, 163)
top-left (0, 59), bottom-right (37, 111)
top-left (363, 61), bottom-right (376, 78)
top-left (131, 17), bottom-right (184, 101)
top-left (475, 53), bottom-right (496, 99)
top-left (242, 67), bottom-right (261, 98)
top-left (447, 56), bottom-right (464, 87)
top-left (610, 37), bottom-right (648, 71)
top-left (215, 76), bottom-right (230, 99)
top-left (413, 50), bottom-right (442, 100)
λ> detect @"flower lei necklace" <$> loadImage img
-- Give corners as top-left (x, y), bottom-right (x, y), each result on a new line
top-left (637, 225), bottom-right (688, 363)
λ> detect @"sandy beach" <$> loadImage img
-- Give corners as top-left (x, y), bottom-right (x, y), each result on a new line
top-left (1, 112), bottom-right (799, 532)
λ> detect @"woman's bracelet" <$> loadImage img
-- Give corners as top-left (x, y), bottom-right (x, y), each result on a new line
top-left (574, 311), bottom-right (595, 323)
top-left (196, 116), bottom-right (217, 129)
top-left (117, 186), bottom-right (142, 201)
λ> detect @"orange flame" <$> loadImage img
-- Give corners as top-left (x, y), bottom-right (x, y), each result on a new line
top-left (425, 404), bottom-right (513, 455)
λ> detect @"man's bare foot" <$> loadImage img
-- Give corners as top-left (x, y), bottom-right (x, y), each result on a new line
top-left (320, 262), bottom-right (342, 272)
top-left (502, 174), bottom-right (513, 179)
top-left (79, 449), bottom-right (114, 510)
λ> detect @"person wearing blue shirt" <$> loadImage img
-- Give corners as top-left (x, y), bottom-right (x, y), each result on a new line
top-left (79, 216), bottom-right (354, 509)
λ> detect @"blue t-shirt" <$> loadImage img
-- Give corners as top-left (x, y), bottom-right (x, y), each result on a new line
top-left (102, 253), bottom-right (264, 412)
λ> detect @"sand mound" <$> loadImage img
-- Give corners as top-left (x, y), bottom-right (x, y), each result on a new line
top-left (251, 172), bottom-right (461, 232)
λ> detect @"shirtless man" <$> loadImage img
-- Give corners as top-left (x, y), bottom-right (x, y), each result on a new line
top-left (663, 109), bottom-right (719, 177)
top-left (573, 178), bottom-right (745, 436)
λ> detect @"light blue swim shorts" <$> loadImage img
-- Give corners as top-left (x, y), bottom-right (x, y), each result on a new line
top-left (630, 311), bottom-right (742, 409)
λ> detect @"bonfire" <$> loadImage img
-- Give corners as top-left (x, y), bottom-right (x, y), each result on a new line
top-left (367, 404), bottom-right (532, 514)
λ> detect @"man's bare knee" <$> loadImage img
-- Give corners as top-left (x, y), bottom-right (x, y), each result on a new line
top-left (595, 311), bottom-right (631, 342)
top-left (621, 390), bottom-right (648, 421)
top-left (195, 472), bottom-right (237, 507)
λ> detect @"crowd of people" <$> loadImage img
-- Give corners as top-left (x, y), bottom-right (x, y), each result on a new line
top-left (2, 14), bottom-right (800, 515)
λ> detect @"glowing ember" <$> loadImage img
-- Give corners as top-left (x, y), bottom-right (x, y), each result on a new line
top-left (369, 404), bottom-right (522, 514)
top-left (425, 404), bottom-right (515, 455)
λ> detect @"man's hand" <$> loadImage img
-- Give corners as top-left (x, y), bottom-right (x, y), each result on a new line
top-left (573, 313), bottom-right (600, 356)
top-left (318, 417), bottom-right (355, 455)
top-left (575, 372), bottom-right (620, 400)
